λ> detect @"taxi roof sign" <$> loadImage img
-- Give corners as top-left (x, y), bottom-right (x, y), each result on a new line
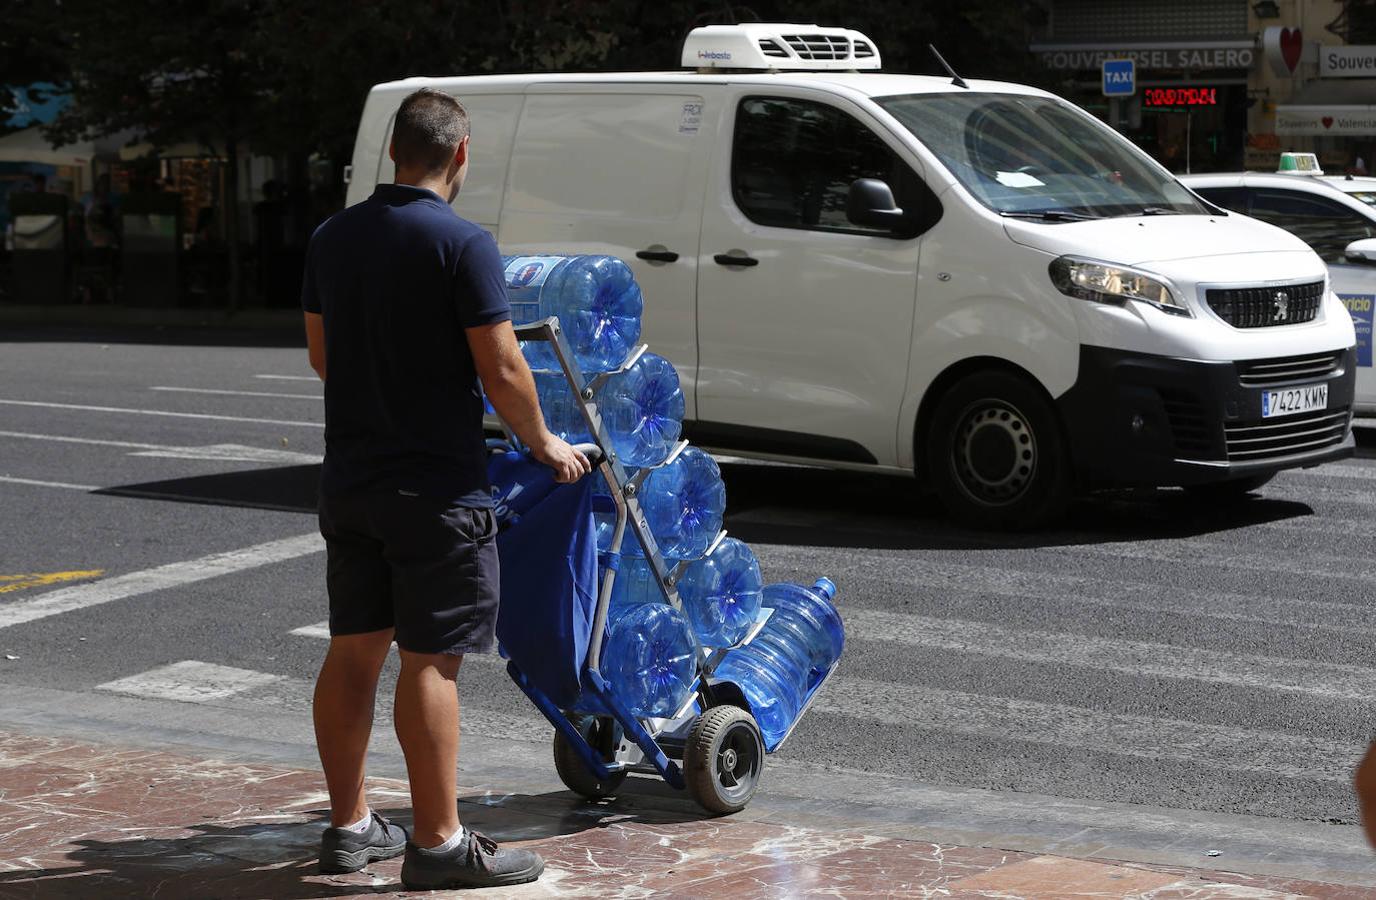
top-left (1278, 152), bottom-right (1324, 175)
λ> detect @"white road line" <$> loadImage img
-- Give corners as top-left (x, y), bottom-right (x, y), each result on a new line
top-left (0, 533), bottom-right (323, 630)
top-left (151, 386), bottom-right (321, 401)
top-left (98, 660), bottom-right (283, 703)
top-left (0, 430), bottom-right (322, 465)
top-left (289, 621), bottom-right (331, 639)
top-left (761, 546), bottom-right (1376, 636)
top-left (0, 475), bottom-right (97, 491)
top-left (255, 374), bottom-right (318, 382)
top-left (813, 676), bottom-right (1361, 782)
top-left (845, 608), bottom-right (1376, 701)
top-left (0, 399), bottom-right (322, 429)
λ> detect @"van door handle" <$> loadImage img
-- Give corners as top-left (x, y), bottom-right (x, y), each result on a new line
top-left (713, 253), bottom-right (759, 267)
top-left (635, 249), bottom-right (680, 263)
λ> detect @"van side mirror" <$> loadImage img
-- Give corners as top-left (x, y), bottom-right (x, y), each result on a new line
top-left (1345, 237), bottom-right (1376, 264)
top-left (847, 178), bottom-right (906, 230)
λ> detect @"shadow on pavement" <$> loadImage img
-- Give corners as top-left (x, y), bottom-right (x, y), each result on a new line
top-left (95, 464), bottom-right (320, 514)
top-left (89, 457), bottom-right (1317, 550)
top-left (0, 792), bottom-right (703, 899)
top-left (719, 461), bottom-right (1313, 551)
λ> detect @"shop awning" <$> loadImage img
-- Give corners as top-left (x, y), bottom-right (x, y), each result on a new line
top-left (1276, 79), bottom-right (1376, 135)
top-left (0, 126), bottom-right (94, 166)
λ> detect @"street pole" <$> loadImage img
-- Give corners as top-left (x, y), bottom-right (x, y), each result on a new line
top-left (1186, 111), bottom-right (1192, 175)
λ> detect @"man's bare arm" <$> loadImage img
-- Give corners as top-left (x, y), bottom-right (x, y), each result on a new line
top-left (304, 312), bottom-right (326, 381)
top-left (467, 320), bottom-right (590, 483)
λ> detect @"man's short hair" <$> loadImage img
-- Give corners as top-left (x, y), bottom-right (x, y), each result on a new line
top-left (392, 89), bottom-right (470, 173)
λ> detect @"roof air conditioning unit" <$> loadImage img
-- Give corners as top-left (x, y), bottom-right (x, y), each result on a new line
top-left (680, 23), bottom-right (882, 71)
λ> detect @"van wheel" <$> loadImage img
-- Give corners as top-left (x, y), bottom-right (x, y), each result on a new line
top-left (1183, 473), bottom-right (1274, 501)
top-left (926, 370), bottom-right (1071, 530)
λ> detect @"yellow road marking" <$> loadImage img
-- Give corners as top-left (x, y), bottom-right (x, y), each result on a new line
top-left (0, 570), bottom-right (105, 594)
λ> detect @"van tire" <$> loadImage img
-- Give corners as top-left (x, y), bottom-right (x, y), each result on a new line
top-left (925, 370), bottom-right (1071, 530)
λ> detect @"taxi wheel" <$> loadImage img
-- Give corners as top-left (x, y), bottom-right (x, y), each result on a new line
top-left (926, 370), bottom-right (1072, 530)
top-left (1183, 473), bottom-right (1274, 501)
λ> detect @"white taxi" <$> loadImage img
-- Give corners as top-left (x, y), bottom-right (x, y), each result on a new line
top-left (1182, 165), bottom-right (1376, 413)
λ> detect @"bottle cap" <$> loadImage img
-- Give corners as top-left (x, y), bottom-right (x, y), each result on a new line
top-left (813, 577), bottom-right (836, 601)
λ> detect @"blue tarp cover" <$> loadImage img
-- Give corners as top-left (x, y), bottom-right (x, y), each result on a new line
top-left (493, 453), bottom-right (598, 710)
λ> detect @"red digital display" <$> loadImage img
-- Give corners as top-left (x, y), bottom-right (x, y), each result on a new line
top-left (1144, 87), bottom-right (1217, 107)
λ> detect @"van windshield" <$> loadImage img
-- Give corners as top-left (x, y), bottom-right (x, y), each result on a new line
top-left (875, 92), bottom-right (1207, 219)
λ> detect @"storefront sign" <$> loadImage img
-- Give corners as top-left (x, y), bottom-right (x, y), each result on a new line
top-left (1143, 87), bottom-right (1217, 107)
top-left (1263, 26), bottom-right (1306, 77)
top-left (1320, 45), bottom-right (1376, 77)
top-left (1276, 105), bottom-right (1376, 135)
top-left (1035, 45), bottom-right (1254, 71)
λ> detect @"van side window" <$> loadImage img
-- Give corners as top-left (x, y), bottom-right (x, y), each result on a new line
top-left (731, 96), bottom-right (934, 237)
top-left (1248, 189), bottom-right (1376, 262)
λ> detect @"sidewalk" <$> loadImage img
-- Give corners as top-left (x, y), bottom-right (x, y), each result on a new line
top-left (0, 731), bottom-right (1368, 899)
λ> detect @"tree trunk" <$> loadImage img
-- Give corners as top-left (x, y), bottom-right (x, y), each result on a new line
top-left (224, 135), bottom-right (242, 311)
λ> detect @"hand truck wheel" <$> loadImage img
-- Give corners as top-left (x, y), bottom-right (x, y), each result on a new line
top-left (553, 714), bottom-right (628, 799)
top-left (684, 705), bottom-right (764, 814)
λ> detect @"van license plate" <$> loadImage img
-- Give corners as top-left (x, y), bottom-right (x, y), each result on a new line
top-left (1262, 384), bottom-right (1328, 418)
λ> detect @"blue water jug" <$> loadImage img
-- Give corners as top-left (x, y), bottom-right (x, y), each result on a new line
top-left (714, 650), bottom-right (801, 749)
top-left (761, 579), bottom-right (844, 676)
top-left (738, 628), bottom-right (811, 697)
top-left (606, 554), bottom-right (668, 607)
top-left (602, 352), bottom-right (684, 468)
top-left (676, 537), bottom-right (763, 648)
top-left (502, 255), bottom-right (643, 373)
top-left (604, 602), bottom-right (696, 718)
top-left (532, 370), bottom-right (592, 445)
top-left (639, 447), bottom-right (726, 561)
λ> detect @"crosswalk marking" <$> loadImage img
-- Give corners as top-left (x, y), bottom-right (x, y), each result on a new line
top-left (98, 661), bottom-right (283, 703)
top-left (0, 398), bottom-right (322, 429)
top-left (844, 607), bottom-right (1376, 701)
top-left (811, 676), bottom-right (1361, 782)
top-left (0, 533), bottom-right (323, 630)
top-left (289, 621), bottom-right (331, 639)
top-left (150, 386), bottom-right (322, 401)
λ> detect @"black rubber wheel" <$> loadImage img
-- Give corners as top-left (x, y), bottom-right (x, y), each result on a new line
top-left (1183, 473), bottom-right (1275, 501)
top-left (552, 715), bottom-right (628, 799)
top-left (683, 705), bottom-right (764, 815)
top-left (926, 370), bottom-right (1072, 530)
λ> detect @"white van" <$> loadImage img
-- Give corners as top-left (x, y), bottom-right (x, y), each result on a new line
top-left (346, 23), bottom-right (1356, 528)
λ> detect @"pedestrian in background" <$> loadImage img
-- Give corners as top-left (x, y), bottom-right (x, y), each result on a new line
top-left (301, 87), bottom-right (590, 890)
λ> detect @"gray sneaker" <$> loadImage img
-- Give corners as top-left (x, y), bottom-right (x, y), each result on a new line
top-left (319, 812), bottom-right (408, 874)
top-left (400, 830), bottom-right (545, 889)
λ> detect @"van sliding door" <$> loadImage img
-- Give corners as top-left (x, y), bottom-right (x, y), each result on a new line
top-left (499, 86), bottom-right (721, 418)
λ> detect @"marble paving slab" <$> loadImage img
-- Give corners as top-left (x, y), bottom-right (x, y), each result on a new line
top-left (0, 731), bottom-right (1365, 899)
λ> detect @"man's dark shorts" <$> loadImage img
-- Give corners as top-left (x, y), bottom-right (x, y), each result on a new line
top-left (319, 491), bottom-right (499, 655)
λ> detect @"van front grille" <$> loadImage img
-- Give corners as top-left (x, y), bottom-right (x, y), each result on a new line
top-left (1224, 408), bottom-right (1350, 461)
top-left (781, 34), bottom-right (851, 59)
top-left (1236, 351), bottom-right (1343, 388)
top-left (1205, 281), bottom-right (1324, 328)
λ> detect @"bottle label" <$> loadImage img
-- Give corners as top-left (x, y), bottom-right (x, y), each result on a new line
top-left (502, 255), bottom-right (562, 324)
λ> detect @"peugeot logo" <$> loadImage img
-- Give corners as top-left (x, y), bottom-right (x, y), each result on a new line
top-left (1273, 290), bottom-right (1290, 322)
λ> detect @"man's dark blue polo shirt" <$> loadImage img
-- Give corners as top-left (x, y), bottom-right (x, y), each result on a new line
top-left (301, 183), bottom-right (510, 507)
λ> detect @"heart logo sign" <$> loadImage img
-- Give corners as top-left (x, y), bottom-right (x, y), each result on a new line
top-left (1323, 116), bottom-right (1335, 129)
top-left (1280, 27), bottom-right (1303, 72)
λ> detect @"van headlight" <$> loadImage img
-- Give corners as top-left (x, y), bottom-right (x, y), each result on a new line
top-left (1049, 256), bottom-right (1191, 317)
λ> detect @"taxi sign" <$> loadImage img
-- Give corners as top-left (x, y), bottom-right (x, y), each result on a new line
top-left (1102, 59), bottom-right (1135, 97)
top-left (1277, 151), bottom-right (1324, 175)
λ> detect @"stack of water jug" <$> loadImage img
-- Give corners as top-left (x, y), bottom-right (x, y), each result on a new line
top-left (501, 254), bottom-right (844, 747)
